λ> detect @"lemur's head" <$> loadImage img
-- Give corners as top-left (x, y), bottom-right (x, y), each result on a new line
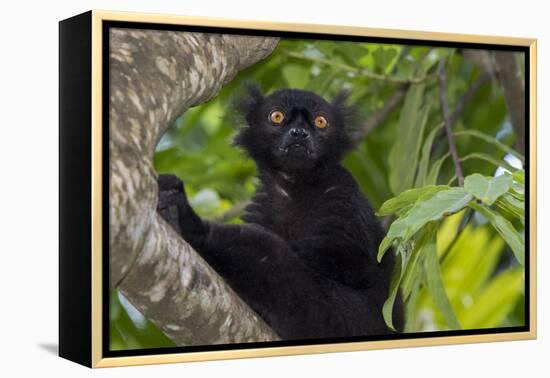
top-left (235, 86), bottom-right (356, 173)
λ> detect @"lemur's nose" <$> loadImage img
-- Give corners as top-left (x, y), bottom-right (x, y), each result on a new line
top-left (289, 128), bottom-right (310, 139)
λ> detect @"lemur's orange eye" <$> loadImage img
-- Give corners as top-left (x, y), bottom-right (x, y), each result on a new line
top-left (270, 110), bottom-right (285, 125)
top-left (314, 115), bottom-right (328, 129)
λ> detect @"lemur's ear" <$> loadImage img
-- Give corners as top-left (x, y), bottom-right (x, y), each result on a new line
top-left (233, 82), bottom-right (264, 118)
top-left (332, 89), bottom-right (359, 128)
top-left (331, 89), bottom-right (360, 153)
top-left (331, 89), bottom-right (351, 109)
top-left (245, 83), bottom-right (264, 106)
top-left (232, 83), bottom-right (265, 150)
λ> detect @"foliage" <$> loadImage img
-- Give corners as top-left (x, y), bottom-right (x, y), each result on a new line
top-left (111, 37), bottom-right (525, 349)
top-left (379, 172), bottom-right (524, 331)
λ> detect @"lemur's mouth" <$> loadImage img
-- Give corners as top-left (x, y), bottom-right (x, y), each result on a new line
top-left (280, 143), bottom-right (311, 156)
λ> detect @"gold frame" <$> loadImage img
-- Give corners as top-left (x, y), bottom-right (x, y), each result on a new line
top-left (90, 9), bottom-right (537, 368)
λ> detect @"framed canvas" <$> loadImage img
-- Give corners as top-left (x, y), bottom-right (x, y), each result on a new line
top-left (59, 10), bottom-right (537, 368)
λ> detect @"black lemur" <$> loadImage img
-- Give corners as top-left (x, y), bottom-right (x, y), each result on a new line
top-left (157, 87), bottom-right (403, 340)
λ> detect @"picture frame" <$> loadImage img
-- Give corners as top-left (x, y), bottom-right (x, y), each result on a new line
top-left (59, 10), bottom-right (537, 368)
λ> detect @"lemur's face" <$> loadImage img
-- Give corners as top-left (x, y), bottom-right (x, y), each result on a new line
top-left (235, 88), bottom-right (354, 172)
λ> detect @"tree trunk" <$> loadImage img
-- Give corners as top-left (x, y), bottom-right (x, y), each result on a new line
top-left (109, 27), bottom-right (280, 345)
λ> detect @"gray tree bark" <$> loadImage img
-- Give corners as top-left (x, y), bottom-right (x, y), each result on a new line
top-left (109, 28), bottom-right (280, 345)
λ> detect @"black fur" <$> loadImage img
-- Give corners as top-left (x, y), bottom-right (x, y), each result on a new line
top-left (157, 87), bottom-right (403, 340)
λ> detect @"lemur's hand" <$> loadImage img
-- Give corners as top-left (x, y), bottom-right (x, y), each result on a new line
top-left (157, 174), bottom-right (206, 248)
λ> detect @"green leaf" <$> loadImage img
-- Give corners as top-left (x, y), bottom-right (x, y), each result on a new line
top-left (382, 249), bottom-right (405, 331)
top-left (400, 226), bottom-right (432, 299)
top-left (469, 202), bottom-right (525, 265)
top-left (426, 153), bottom-right (450, 185)
top-left (373, 46), bottom-right (398, 73)
top-left (404, 275), bottom-right (422, 332)
top-left (495, 193), bottom-right (525, 224)
top-left (383, 46), bottom-right (402, 74)
top-left (453, 129), bottom-right (525, 163)
top-left (358, 54), bottom-right (374, 69)
top-left (424, 227), bottom-right (461, 329)
top-left (377, 185), bottom-right (449, 216)
top-left (510, 181), bottom-right (525, 198)
top-left (464, 173), bottom-right (513, 205)
top-left (461, 153), bottom-right (518, 173)
top-left (415, 124), bottom-right (443, 187)
top-left (388, 84), bottom-right (429, 195)
top-left (378, 187), bottom-right (473, 260)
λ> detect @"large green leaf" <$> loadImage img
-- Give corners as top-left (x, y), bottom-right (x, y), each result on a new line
top-left (464, 173), bottom-right (513, 205)
top-left (382, 249), bottom-right (405, 331)
top-left (378, 187), bottom-right (473, 260)
top-left (377, 185), bottom-right (449, 216)
top-left (404, 276), bottom-right (422, 332)
top-left (426, 153), bottom-right (450, 185)
top-left (388, 84), bottom-right (429, 195)
top-left (424, 228), bottom-right (461, 329)
top-left (469, 202), bottom-right (525, 265)
top-left (400, 226), bottom-right (431, 299)
top-left (415, 124), bottom-right (443, 187)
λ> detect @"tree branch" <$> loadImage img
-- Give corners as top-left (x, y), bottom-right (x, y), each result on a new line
top-left (109, 28), bottom-right (280, 345)
top-left (437, 59), bottom-right (465, 187)
top-left (492, 51), bottom-right (526, 155)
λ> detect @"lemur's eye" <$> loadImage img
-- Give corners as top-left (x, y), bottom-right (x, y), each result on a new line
top-left (269, 110), bottom-right (285, 125)
top-left (314, 115), bottom-right (328, 129)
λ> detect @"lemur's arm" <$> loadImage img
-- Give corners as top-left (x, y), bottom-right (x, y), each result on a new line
top-left (158, 174), bottom-right (373, 292)
top-left (157, 174), bottom-right (304, 296)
